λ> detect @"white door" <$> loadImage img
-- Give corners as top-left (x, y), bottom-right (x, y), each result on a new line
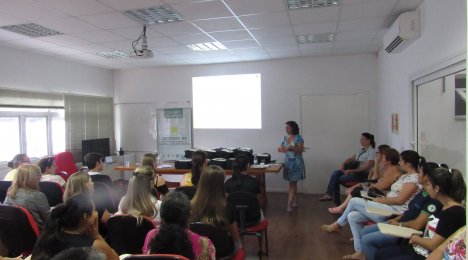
top-left (300, 93), bottom-right (369, 194)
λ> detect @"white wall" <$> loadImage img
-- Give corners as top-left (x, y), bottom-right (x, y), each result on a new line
top-left (375, 0), bottom-right (466, 151)
top-left (0, 46), bottom-right (114, 96)
top-left (114, 54), bottom-right (378, 192)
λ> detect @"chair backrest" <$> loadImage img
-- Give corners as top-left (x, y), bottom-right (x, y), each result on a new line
top-left (54, 151), bottom-right (78, 179)
top-left (39, 181), bottom-right (64, 207)
top-left (0, 181), bottom-right (12, 203)
top-left (107, 215), bottom-right (156, 255)
top-left (93, 182), bottom-right (117, 213)
top-left (189, 222), bottom-right (234, 259)
top-left (0, 205), bottom-right (40, 257)
top-left (226, 191), bottom-right (261, 230)
top-left (173, 186), bottom-right (197, 200)
top-left (123, 254), bottom-right (190, 260)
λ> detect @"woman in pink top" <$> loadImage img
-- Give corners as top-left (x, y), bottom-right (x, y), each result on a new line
top-left (143, 192), bottom-right (215, 260)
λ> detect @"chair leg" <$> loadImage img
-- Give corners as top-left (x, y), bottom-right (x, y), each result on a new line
top-left (264, 229), bottom-right (269, 256)
top-left (257, 231), bottom-right (263, 259)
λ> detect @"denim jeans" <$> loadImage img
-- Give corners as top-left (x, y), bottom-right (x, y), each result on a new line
top-left (325, 170), bottom-right (367, 205)
top-left (336, 198), bottom-right (392, 252)
top-left (360, 224), bottom-right (400, 260)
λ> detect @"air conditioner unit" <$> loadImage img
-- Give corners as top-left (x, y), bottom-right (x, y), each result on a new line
top-left (383, 11), bottom-right (420, 53)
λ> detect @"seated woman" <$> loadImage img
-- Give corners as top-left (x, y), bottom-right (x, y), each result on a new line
top-left (225, 154), bottom-right (261, 204)
top-left (143, 192), bottom-right (215, 260)
top-left (180, 151), bottom-right (207, 187)
top-left (3, 164), bottom-right (50, 229)
top-left (321, 150), bottom-right (421, 259)
top-left (63, 171), bottom-right (112, 236)
top-left (31, 193), bottom-right (118, 260)
top-left (3, 154), bottom-right (30, 181)
top-left (376, 167), bottom-right (466, 259)
top-left (37, 156), bottom-right (65, 189)
top-left (141, 153), bottom-right (169, 197)
top-left (319, 133), bottom-right (376, 205)
top-left (329, 147), bottom-right (402, 214)
top-left (360, 159), bottom-right (444, 260)
top-left (191, 165), bottom-right (242, 254)
top-left (117, 166), bottom-right (161, 223)
top-left (427, 225), bottom-right (465, 260)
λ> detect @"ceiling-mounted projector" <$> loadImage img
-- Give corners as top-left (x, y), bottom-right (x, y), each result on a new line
top-left (131, 25), bottom-right (154, 59)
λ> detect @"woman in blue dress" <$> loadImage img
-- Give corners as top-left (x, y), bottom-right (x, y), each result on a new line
top-left (278, 121), bottom-right (306, 212)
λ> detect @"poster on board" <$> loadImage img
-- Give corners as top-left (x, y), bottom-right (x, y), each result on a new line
top-left (157, 108), bottom-right (192, 161)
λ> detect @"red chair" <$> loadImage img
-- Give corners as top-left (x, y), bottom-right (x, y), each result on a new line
top-left (54, 151), bottom-right (78, 181)
top-left (0, 205), bottom-right (40, 257)
top-left (107, 215), bottom-right (157, 255)
top-left (122, 254), bottom-right (190, 260)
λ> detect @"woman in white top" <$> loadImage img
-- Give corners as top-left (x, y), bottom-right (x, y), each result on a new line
top-left (321, 150), bottom-right (421, 260)
top-left (37, 156), bottom-right (66, 189)
top-left (117, 166), bottom-right (161, 223)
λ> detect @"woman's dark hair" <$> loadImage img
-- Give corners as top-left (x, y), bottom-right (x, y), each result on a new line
top-left (381, 148), bottom-right (400, 165)
top-left (232, 154), bottom-right (250, 188)
top-left (32, 194), bottom-right (95, 260)
top-left (419, 156), bottom-right (448, 176)
top-left (83, 153), bottom-right (104, 170)
top-left (361, 133), bottom-right (376, 148)
top-left (37, 156), bottom-right (55, 173)
top-left (427, 168), bottom-right (466, 203)
top-left (377, 144), bottom-right (390, 153)
top-left (191, 151), bottom-right (207, 186)
top-left (150, 192), bottom-right (194, 259)
top-left (286, 121), bottom-right (300, 135)
top-left (400, 150), bottom-right (420, 170)
top-left (7, 154), bottom-right (28, 169)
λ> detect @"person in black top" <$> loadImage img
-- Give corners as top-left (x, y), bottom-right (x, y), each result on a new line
top-left (375, 167), bottom-right (466, 259)
top-left (84, 153), bottom-right (113, 187)
top-left (225, 154), bottom-right (260, 196)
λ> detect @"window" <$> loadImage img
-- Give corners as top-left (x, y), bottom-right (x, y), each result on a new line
top-left (0, 107), bottom-right (65, 162)
top-left (192, 73), bottom-right (262, 129)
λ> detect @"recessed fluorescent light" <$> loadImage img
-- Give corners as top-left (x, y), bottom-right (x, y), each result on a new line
top-left (124, 6), bottom-right (183, 25)
top-left (97, 50), bottom-right (128, 59)
top-left (297, 33), bottom-right (335, 44)
top-left (0, 23), bottom-right (62, 37)
top-left (187, 42), bottom-right (227, 52)
top-left (286, 0), bottom-right (339, 9)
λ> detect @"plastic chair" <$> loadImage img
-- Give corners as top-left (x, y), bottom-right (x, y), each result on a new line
top-left (93, 182), bottom-right (117, 213)
top-left (174, 186), bottom-right (197, 200)
top-left (54, 151), bottom-right (78, 181)
top-left (39, 181), bottom-right (64, 207)
top-left (0, 181), bottom-right (12, 203)
top-left (227, 191), bottom-right (269, 257)
top-left (0, 205), bottom-right (40, 257)
top-left (189, 222), bottom-right (241, 259)
top-left (122, 254), bottom-right (190, 260)
top-left (107, 215), bottom-right (156, 255)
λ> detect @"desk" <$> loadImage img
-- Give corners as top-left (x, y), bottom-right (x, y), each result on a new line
top-left (114, 163), bottom-right (283, 207)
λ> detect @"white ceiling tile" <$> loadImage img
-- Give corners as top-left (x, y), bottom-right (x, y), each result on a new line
top-left (334, 39), bottom-right (372, 49)
top-left (101, 40), bottom-right (133, 51)
top-left (167, 52), bottom-right (203, 60)
top-left (335, 29), bottom-right (379, 41)
top-left (0, 0), bottom-right (67, 22)
top-left (239, 53), bottom-right (271, 61)
top-left (221, 39), bottom-right (259, 49)
top-left (288, 6), bottom-right (340, 24)
top-left (0, 29), bottom-right (30, 41)
top-left (197, 50), bottom-right (234, 58)
top-left (343, 0), bottom-right (388, 5)
top-left (148, 36), bottom-right (185, 47)
top-left (250, 26), bottom-right (295, 39)
top-left (152, 21), bottom-right (203, 36)
top-left (208, 56), bottom-right (242, 64)
top-left (264, 45), bottom-right (299, 53)
top-left (299, 42), bottom-right (334, 51)
top-left (6, 38), bottom-right (59, 50)
top-left (69, 43), bottom-right (110, 53)
top-left (292, 21), bottom-right (337, 35)
top-left (39, 35), bottom-right (92, 47)
top-left (269, 50), bottom-right (301, 59)
top-left (72, 30), bottom-right (127, 43)
top-left (229, 47), bottom-right (265, 55)
top-left (170, 33), bottom-right (213, 45)
top-left (78, 12), bottom-right (140, 29)
top-left (333, 47), bottom-right (368, 55)
top-left (338, 16), bottom-right (387, 32)
top-left (341, 0), bottom-right (399, 20)
top-left (0, 11), bottom-right (28, 26)
top-left (40, 17), bottom-right (101, 34)
top-left (111, 26), bottom-right (161, 40)
top-left (258, 36), bottom-right (296, 47)
top-left (157, 45), bottom-right (192, 54)
top-left (224, 0), bottom-right (286, 15)
top-left (96, 0), bottom-right (165, 11)
top-left (299, 48), bottom-right (333, 56)
top-left (36, 0), bottom-right (114, 16)
top-left (183, 58), bottom-right (214, 65)
top-left (391, 0), bottom-right (423, 16)
top-left (239, 12), bottom-right (290, 29)
top-left (173, 1), bottom-right (232, 20)
top-left (209, 29), bottom-right (253, 41)
top-left (193, 17), bottom-right (243, 32)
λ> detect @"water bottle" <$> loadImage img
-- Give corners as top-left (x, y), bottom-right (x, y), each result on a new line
top-left (253, 155), bottom-right (258, 165)
top-left (119, 147), bottom-right (124, 156)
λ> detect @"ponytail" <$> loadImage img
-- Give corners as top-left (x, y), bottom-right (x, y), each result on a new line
top-left (427, 168), bottom-right (466, 203)
top-left (449, 169), bottom-right (466, 203)
top-left (191, 151), bottom-right (207, 186)
top-left (232, 155), bottom-right (249, 188)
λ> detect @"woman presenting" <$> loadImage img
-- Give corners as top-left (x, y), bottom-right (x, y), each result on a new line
top-left (278, 121), bottom-right (306, 212)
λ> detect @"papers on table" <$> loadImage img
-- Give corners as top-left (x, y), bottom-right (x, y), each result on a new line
top-left (377, 223), bottom-right (423, 238)
top-left (366, 206), bottom-right (400, 217)
top-left (157, 164), bottom-right (173, 169)
top-left (251, 164), bottom-right (270, 169)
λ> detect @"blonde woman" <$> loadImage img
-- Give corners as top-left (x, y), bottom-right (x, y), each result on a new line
top-left (117, 166), bottom-right (161, 223)
top-left (141, 153), bottom-right (169, 196)
top-left (37, 156), bottom-right (65, 189)
top-left (4, 164), bottom-right (50, 229)
top-left (191, 165), bottom-right (242, 253)
top-left (63, 171), bottom-right (112, 231)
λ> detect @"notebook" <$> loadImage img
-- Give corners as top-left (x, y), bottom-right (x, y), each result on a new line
top-left (377, 223), bottom-right (423, 238)
top-left (366, 206), bottom-right (400, 217)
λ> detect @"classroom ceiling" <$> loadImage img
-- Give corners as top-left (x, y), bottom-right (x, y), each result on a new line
top-left (0, 0), bottom-right (423, 69)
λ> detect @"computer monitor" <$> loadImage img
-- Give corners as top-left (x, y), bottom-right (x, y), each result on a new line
top-left (81, 138), bottom-right (111, 162)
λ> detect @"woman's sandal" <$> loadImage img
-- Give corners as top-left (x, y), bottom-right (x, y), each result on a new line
top-left (319, 194), bottom-right (332, 201)
top-left (328, 207), bottom-right (343, 215)
top-left (342, 252), bottom-right (364, 260)
top-left (320, 224), bottom-right (341, 233)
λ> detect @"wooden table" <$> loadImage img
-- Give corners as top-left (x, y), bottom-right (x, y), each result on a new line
top-left (114, 163), bottom-right (283, 207)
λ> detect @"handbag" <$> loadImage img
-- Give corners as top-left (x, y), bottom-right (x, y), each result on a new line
top-left (367, 187), bottom-right (385, 198)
